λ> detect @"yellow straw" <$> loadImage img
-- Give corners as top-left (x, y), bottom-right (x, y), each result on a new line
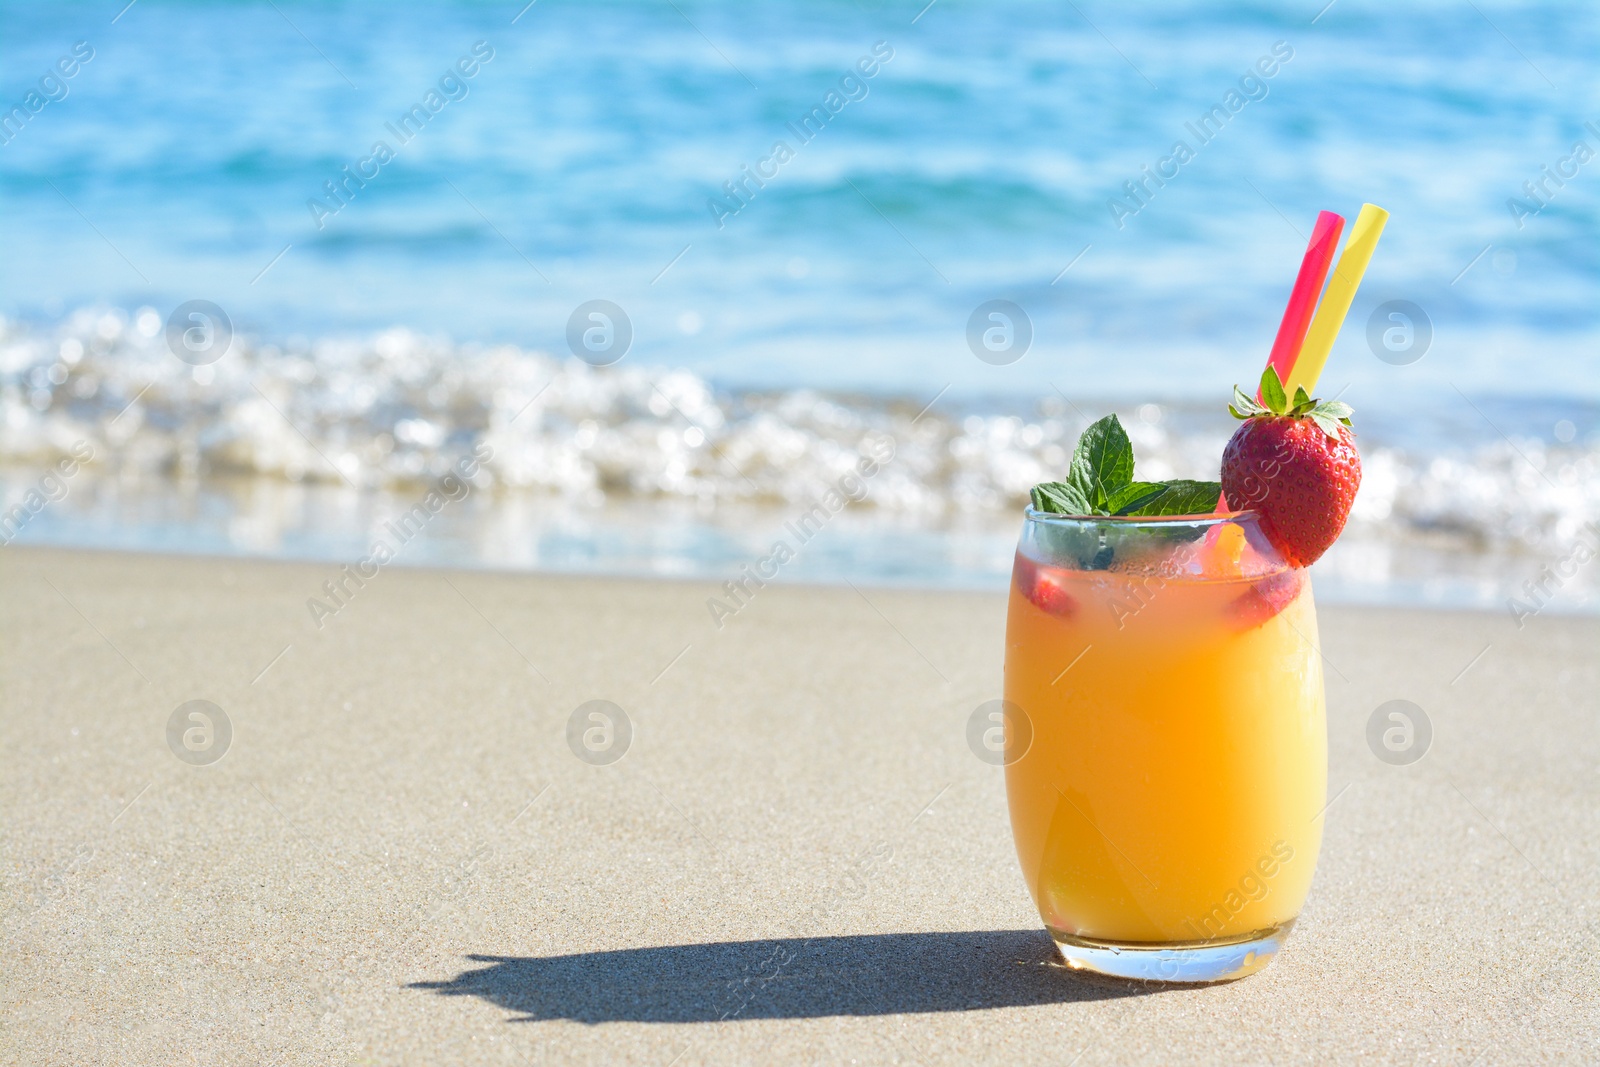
top-left (1284, 203), bottom-right (1389, 398)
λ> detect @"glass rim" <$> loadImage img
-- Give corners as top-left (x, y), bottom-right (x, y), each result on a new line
top-left (1022, 506), bottom-right (1260, 530)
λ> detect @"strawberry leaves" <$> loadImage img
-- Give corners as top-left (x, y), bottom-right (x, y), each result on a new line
top-left (1029, 414), bottom-right (1222, 518)
top-left (1260, 364), bottom-right (1289, 413)
top-left (1228, 367), bottom-right (1355, 441)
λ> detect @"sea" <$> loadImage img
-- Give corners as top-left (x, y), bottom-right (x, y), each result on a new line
top-left (1, 0), bottom-right (1596, 614)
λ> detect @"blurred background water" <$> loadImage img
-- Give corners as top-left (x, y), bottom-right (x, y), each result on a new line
top-left (1, 0), bottom-right (1596, 612)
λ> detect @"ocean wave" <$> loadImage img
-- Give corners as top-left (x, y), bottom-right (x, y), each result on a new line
top-left (0, 307), bottom-right (1595, 560)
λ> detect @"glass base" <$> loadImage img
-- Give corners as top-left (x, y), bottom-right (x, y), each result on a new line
top-left (1048, 921), bottom-right (1294, 983)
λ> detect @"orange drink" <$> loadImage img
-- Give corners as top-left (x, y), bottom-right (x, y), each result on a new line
top-left (1002, 509), bottom-right (1326, 982)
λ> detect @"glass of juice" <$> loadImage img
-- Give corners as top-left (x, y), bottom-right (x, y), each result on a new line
top-left (1002, 507), bottom-right (1325, 982)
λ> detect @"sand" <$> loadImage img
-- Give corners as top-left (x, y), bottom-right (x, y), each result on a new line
top-left (2, 545), bottom-right (1595, 1065)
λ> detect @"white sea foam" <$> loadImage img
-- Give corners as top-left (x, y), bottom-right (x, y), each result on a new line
top-left (1, 309), bottom-right (1595, 573)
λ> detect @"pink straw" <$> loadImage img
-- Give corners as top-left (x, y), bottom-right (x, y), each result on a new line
top-left (1260, 210), bottom-right (1345, 402)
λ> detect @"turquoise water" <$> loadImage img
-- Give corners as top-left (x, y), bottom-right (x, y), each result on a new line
top-left (2, 0), bottom-right (1595, 397)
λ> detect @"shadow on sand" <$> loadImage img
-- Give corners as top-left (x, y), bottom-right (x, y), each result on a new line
top-left (410, 929), bottom-right (1168, 1023)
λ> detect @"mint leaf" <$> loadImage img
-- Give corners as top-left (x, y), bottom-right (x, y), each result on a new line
top-left (1031, 481), bottom-right (1092, 515)
top-left (1259, 366), bottom-right (1288, 414)
top-left (1123, 479), bottom-right (1223, 516)
top-left (1067, 414), bottom-right (1134, 510)
top-left (1106, 481), bottom-right (1168, 515)
top-left (1029, 414), bottom-right (1228, 523)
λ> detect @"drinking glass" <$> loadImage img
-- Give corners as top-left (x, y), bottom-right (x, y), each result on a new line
top-left (1002, 508), bottom-right (1325, 982)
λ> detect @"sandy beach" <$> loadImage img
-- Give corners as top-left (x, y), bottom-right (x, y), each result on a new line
top-left (2, 545), bottom-right (1595, 1065)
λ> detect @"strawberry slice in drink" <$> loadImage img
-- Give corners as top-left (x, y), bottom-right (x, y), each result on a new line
top-left (1013, 551), bottom-right (1076, 618)
top-left (1227, 569), bottom-right (1304, 630)
top-left (1192, 515), bottom-right (1303, 629)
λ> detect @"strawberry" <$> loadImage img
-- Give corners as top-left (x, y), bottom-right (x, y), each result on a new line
top-left (1013, 551), bottom-right (1076, 618)
top-left (1220, 367), bottom-right (1361, 568)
